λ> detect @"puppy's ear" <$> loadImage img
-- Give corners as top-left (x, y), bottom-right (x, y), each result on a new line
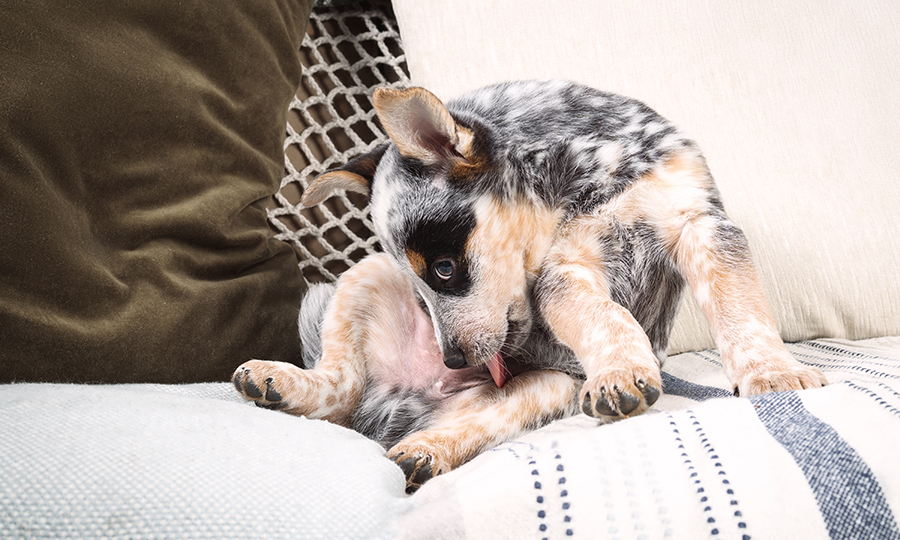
top-left (373, 87), bottom-right (473, 165)
top-left (301, 144), bottom-right (388, 207)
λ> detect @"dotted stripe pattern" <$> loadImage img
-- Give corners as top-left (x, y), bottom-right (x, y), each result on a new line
top-left (670, 412), bottom-right (751, 540)
top-left (530, 447), bottom-right (574, 539)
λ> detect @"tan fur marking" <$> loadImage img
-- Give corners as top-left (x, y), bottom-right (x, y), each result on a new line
top-left (406, 249), bottom-right (426, 278)
top-left (467, 197), bottom-right (561, 281)
top-left (452, 125), bottom-right (475, 163)
top-left (443, 197), bottom-right (561, 364)
top-left (324, 393), bottom-right (338, 408)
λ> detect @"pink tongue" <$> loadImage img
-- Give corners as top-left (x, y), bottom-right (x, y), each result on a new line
top-left (486, 352), bottom-right (511, 388)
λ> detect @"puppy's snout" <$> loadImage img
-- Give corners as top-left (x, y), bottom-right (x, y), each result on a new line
top-left (443, 345), bottom-right (468, 370)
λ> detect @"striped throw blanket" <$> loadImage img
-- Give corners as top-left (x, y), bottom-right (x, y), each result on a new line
top-left (2, 338), bottom-right (897, 539)
top-left (393, 339), bottom-right (900, 540)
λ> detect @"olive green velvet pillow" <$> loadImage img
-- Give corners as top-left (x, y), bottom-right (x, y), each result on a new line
top-left (0, 0), bottom-right (313, 383)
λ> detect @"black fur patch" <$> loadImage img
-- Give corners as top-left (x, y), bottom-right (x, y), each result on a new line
top-left (401, 204), bottom-right (476, 296)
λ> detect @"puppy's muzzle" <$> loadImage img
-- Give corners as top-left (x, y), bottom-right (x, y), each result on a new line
top-left (412, 284), bottom-right (469, 370)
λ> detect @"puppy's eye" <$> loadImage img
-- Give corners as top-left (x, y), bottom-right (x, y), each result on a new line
top-left (432, 259), bottom-right (455, 281)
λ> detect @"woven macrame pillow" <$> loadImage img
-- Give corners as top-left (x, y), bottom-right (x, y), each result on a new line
top-left (270, 1), bottom-right (410, 284)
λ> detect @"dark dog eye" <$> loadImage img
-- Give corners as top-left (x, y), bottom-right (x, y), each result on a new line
top-left (432, 259), bottom-right (455, 281)
top-left (423, 256), bottom-right (468, 295)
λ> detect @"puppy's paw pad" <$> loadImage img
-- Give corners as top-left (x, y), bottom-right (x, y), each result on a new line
top-left (581, 371), bottom-right (661, 421)
top-left (262, 378), bottom-right (283, 401)
top-left (232, 362), bottom-right (287, 409)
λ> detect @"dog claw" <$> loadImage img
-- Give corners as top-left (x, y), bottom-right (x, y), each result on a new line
top-left (397, 456), bottom-right (416, 477)
top-left (583, 386), bottom-right (641, 417)
top-left (395, 454), bottom-right (436, 494)
top-left (581, 393), bottom-right (593, 416)
top-left (233, 365), bottom-right (287, 411)
top-left (412, 462), bottom-right (433, 487)
top-left (594, 393), bottom-right (618, 417)
top-left (254, 400), bottom-right (286, 410)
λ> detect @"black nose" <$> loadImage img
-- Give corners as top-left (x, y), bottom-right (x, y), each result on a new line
top-left (443, 346), bottom-right (468, 369)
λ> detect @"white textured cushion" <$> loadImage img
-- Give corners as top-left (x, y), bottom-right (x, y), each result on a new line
top-left (391, 0), bottom-right (900, 353)
top-left (0, 384), bottom-right (406, 539)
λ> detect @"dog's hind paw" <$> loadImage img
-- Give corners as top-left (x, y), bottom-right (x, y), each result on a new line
top-left (232, 363), bottom-right (288, 410)
top-left (580, 368), bottom-right (661, 422)
top-left (233, 359), bottom-right (363, 425)
top-left (388, 439), bottom-right (454, 494)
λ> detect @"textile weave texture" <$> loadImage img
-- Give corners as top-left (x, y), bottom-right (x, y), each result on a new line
top-left (3, 338), bottom-right (899, 539)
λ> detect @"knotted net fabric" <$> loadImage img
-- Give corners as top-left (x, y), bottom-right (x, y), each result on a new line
top-left (273, 1), bottom-right (411, 284)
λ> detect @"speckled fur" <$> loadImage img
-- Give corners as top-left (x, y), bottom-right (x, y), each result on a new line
top-left (234, 80), bottom-right (827, 492)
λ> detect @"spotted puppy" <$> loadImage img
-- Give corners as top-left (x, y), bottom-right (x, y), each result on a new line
top-left (233, 80), bottom-right (827, 492)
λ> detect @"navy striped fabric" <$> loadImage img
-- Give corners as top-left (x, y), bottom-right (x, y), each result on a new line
top-left (752, 390), bottom-right (900, 540)
top-left (661, 371), bottom-right (733, 401)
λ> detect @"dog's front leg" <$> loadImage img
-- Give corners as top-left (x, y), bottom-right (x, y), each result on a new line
top-left (536, 224), bottom-right (663, 422)
top-left (233, 254), bottom-right (402, 425)
top-left (387, 370), bottom-right (580, 493)
top-left (643, 150), bottom-right (827, 396)
top-left (661, 210), bottom-right (829, 396)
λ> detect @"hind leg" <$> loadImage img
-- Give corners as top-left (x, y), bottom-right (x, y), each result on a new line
top-left (233, 253), bottom-right (411, 425)
top-left (387, 370), bottom-right (580, 493)
top-left (637, 149), bottom-right (827, 396)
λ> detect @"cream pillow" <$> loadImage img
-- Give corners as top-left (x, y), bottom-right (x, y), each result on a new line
top-left (391, 0), bottom-right (900, 353)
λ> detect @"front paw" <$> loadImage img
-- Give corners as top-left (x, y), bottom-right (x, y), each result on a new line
top-left (732, 360), bottom-right (828, 397)
top-left (388, 437), bottom-right (454, 494)
top-left (580, 367), bottom-right (661, 421)
top-left (232, 360), bottom-right (291, 410)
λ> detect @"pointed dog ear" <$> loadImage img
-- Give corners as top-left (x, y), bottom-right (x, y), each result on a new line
top-left (373, 87), bottom-right (473, 165)
top-left (301, 144), bottom-right (388, 207)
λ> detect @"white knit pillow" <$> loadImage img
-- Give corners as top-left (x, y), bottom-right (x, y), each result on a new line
top-left (390, 0), bottom-right (900, 353)
top-left (0, 384), bottom-right (404, 538)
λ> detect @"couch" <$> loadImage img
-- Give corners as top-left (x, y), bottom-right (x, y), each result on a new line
top-left (2, 1), bottom-right (899, 538)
